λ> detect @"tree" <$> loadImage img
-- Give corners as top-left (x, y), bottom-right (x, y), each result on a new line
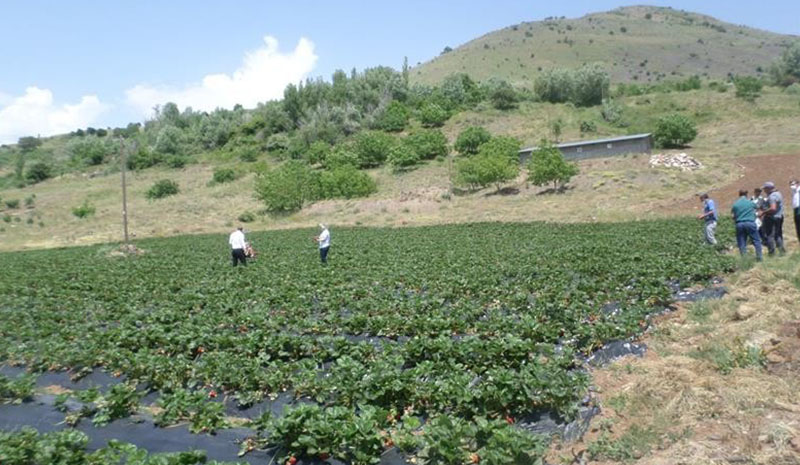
top-left (67, 136), bottom-right (109, 166)
top-left (353, 131), bottom-right (395, 168)
top-left (378, 101), bottom-right (410, 132)
top-left (454, 127), bottom-right (492, 156)
top-left (154, 126), bottom-right (183, 155)
top-left (387, 144), bottom-right (421, 171)
top-left (25, 162), bottom-right (52, 184)
top-left (254, 160), bottom-right (319, 212)
top-left (527, 140), bottom-right (578, 190)
top-left (733, 76), bottom-right (763, 101)
top-left (654, 114), bottom-right (697, 148)
top-left (419, 103), bottom-right (449, 128)
top-left (489, 81), bottom-right (519, 110)
top-left (318, 165), bottom-right (377, 198)
top-left (452, 152), bottom-right (519, 192)
top-left (476, 135), bottom-right (521, 162)
top-left (405, 129), bottom-right (448, 160)
top-left (770, 42), bottom-right (800, 86)
top-left (534, 65), bottom-right (609, 106)
top-left (17, 136), bottom-right (41, 153)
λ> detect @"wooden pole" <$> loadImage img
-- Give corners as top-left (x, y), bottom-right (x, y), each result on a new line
top-left (119, 138), bottom-right (129, 245)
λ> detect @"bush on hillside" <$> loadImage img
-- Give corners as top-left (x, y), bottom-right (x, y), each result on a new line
top-left (733, 76), bottom-right (763, 102)
top-left (527, 140), bottom-right (579, 190)
top-left (306, 141), bottom-right (331, 165)
top-left (535, 64), bottom-right (609, 107)
top-left (211, 167), bottom-right (241, 184)
top-left (378, 101), bottom-right (410, 132)
top-left (769, 41), bottom-right (800, 86)
top-left (489, 81), bottom-right (520, 110)
top-left (476, 135), bottom-right (521, 162)
top-left (237, 146), bottom-right (260, 162)
top-left (454, 127), bottom-right (492, 156)
top-left (601, 99), bottom-right (624, 126)
top-left (154, 126), bottom-right (183, 155)
top-left (265, 133), bottom-right (291, 154)
top-left (353, 131), bottom-right (395, 168)
top-left (146, 179), bottom-right (180, 200)
top-left (580, 120), bottom-right (597, 133)
top-left (387, 144), bottom-right (421, 171)
top-left (654, 114), bottom-right (697, 148)
top-left (319, 165), bottom-right (377, 199)
top-left (452, 143), bottom-right (520, 192)
top-left (238, 211), bottom-right (257, 223)
top-left (25, 162), bottom-right (52, 184)
top-left (254, 161), bottom-right (318, 212)
top-left (165, 155), bottom-right (188, 169)
top-left (4, 199), bottom-right (20, 209)
top-left (419, 103), bottom-right (450, 128)
top-left (68, 136), bottom-right (110, 166)
top-left (322, 145), bottom-right (360, 169)
top-left (405, 129), bottom-right (449, 160)
top-left (72, 200), bottom-right (96, 219)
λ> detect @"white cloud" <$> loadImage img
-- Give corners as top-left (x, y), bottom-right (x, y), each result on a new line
top-left (0, 87), bottom-right (108, 144)
top-left (125, 36), bottom-right (317, 117)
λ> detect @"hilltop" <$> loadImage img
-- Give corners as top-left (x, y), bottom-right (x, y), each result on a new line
top-left (413, 5), bottom-right (797, 85)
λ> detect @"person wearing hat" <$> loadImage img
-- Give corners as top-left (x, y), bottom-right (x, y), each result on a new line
top-left (229, 226), bottom-right (248, 267)
top-left (697, 193), bottom-right (718, 245)
top-left (314, 224), bottom-right (331, 265)
top-left (731, 189), bottom-right (763, 261)
top-left (759, 181), bottom-right (786, 256)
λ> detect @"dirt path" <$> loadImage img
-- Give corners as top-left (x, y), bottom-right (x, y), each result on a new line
top-left (677, 153), bottom-right (800, 214)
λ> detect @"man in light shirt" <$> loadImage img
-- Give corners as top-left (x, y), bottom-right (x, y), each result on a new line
top-left (314, 223), bottom-right (331, 265)
top-left (791, 179), bottom-right (800, 243)
top-left (759, 181), bottom-right (786, 256)
top-left (697, 193), bottom-right (718, 245)
top-left (229, 226), bottom-right (247, 267)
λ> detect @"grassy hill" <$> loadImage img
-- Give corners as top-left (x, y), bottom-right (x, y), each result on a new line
top-left (413, 5), bottom-right (797, 85)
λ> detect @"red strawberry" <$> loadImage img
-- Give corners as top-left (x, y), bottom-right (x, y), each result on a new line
top-left (208, 389), bottom-right (217, 398)
top-left (319, 452), bottom-right (330, 460)
top-left (287, 456), bottom-right (298, 465)
top-left (505, 415), bottom-right (514, 424)
top-left (470, 452), bottom-right (480, 463)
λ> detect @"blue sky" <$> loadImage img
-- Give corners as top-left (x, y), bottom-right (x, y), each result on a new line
top-left (0, 1), bottom-right (797, 143)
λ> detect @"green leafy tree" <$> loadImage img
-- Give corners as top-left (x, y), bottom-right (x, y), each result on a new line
top-left (306, 140), bottom-right (331, 165)
top-left (527, 140), bottom-right (579, 190)
top-left (154, 126), bottom-right (183, 155)
top-left (353, 131), bottom-right (395, 168)
top-left (654, 114), bottom-right (698, 148)
top-left (387, 144), bottom-right (421, 171)
top-left (17, 136), bottom-right (41, 153)
top-left (733, 76), bottom-right (763, 101)
top-left (770, 41), bottom-right (800, 86)
top-left (323, 145), bottom-right (360, 169)
top-left (127, 146), bottom-right (162, 170)
top-left (571, 64), bottom-right (610, 106)
top-left (454, 127), bottom-right (492, 156)
top-left (67, 136), bottom-right (109, 166)
top-left (419, 103), bottom-right (449, 128)
top-left (453, 137), bottom-right (521, 192)
top-left (25, 162), bottom-right (52, 184)
top-left (318, 165), bottom-right (377, 198)
top-left (145, 179), bottom-right (180, 200)
top-left (378, 101), bottom-right (410, 132)
top-left (488, 81), bottom-right (519, 110)
top-left (254, 160), bottom-right (319, 212)
top-left (476, 135), bottom-right (521, 162)
top-left (405, 129), bottom-right (448, 160)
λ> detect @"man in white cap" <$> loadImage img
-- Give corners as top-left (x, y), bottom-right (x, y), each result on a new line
top-left (314, 224), bottom-right (331, 265)
top-left (759, 181), bottom-right (786, 256)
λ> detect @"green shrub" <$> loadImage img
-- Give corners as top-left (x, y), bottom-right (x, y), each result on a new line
top-left (154, 126), bottom-right (183, 155)
top-left (353, 131), bottom-right (395, 168)
top-left (455, 127), bottom-right (492, 156)
top-left (2, 214), bottom-right (10, 223)
top-left (254, 160), bottom-right (319, 212)
top-left (319, 165), bottom-right (377, 199)
top-left (419, 103), bottom-right (450, 128)
top-left (127, 146), bottom-right (162, 170)
top-left (72, 200), bottom-right (96, 219)
top-left (238, 211), bottom-right (257, 223)
top-left (453, 150), bottom-right (520, 192)
top-left (489, 81), bottom-right (519, 110)
top-left (211, 167), bottom-right (240, 184)
top-left (165, 155), bottom-right (187, 169)
top-left (306, 141), bottom-right (331, 165)
top-left (5, 199), bottom-right (20, 209)
top-left (405, 129), bottom-right (449, 160)
top-left (323, 145), bottom-right (360, 169)
top-left (733, 76), bottom-right (763, 101)
top-left (476, 135), bottom-right (521, 162)
top-left (387, 144), bottom-right (421, 171)
top-left (237, 146), bottom-right (260, 162)
top-left (25, 162), bottom-right (52, 184)
top-left (535, 64), bottom-right (609, 106)
top-left (67, 136), bottom-right (109, 166)
top-left (24, 195), bottom-right (35, 207)
top-left (601, 99), bottom-right (624, 125)
top-left (146, 179), bottom-right (180, 200)
top-left (265, 132), bottom-right (291, 154)
top-left (785, 83), bottom-right (800, 95)
top-left (654, 113), bottom-right (698, 148)
top-left (527, 140), bottom-right (579, 190)
top-left (580, 120), bottom-right (597, 133)
top-left (378, 101), bottom-right (410, 132)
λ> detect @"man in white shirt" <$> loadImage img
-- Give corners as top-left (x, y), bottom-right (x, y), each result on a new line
top-left (314, 223), bottom-right (331, 265)
top-left (229, 227), bottom-right (247, 267)
top-left (792, 179), bottom-right (800, 243)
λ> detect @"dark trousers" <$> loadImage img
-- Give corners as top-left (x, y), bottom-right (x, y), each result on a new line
top-left (319, 246), bottom-right (330, 264)
top-left (736, 221), bottom-right (763, 261)
top-left (763, 216), bottom-right (785, 255)
top-left (794, 208), bottom-right (800, 243)
top-left (232, 248), bottom-right (247, 266)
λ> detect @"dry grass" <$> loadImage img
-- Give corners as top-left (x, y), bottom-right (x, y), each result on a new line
top-left (549, 252), bottom-right (800, 464)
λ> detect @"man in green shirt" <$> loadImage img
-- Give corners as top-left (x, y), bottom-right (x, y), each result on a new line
top-left (732, 189), bottom-right (763, 261)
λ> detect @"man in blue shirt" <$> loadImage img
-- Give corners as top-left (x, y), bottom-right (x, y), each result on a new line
top-left (731, 189), bottom-right (762, 261)
top-left (697, 193), bottom-right (718, 245)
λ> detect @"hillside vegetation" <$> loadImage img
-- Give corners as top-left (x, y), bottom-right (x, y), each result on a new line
top-left (414, 5), bottom-right (797, 85)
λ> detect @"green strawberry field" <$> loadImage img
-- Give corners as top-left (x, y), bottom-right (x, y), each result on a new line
top-left (0, 220), bottom-right (735, 464)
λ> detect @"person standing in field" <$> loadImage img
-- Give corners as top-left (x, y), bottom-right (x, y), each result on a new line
top-left (759, 181), bottom-right (786, 256)
top-left (731, 189), bottom-right (763, 261)
top-left (791, 179), bottom-right (800, 243)
top-left (314, 224), bottom-right (331, 265)
top-left (752, 187), bottom-right (768, 244)
top-left (697, 193), bottom-right (718, 245)
top-left (229, 226), bottom-right (248, 267)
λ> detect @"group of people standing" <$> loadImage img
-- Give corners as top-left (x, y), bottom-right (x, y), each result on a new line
top-left (699, 180), bottom-right (800, 260)
top-left (227, 223), bottom-right (331, 267)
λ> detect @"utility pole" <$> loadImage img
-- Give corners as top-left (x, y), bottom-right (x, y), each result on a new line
top-left (119, 138), bottom-right (129, 246)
